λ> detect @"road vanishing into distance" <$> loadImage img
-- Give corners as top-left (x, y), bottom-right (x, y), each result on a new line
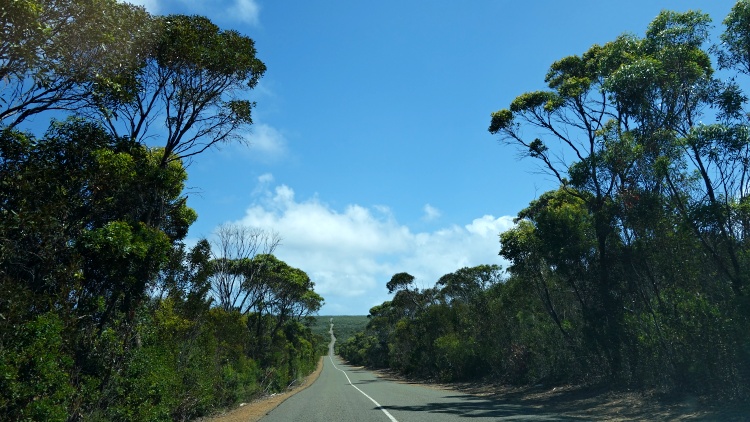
top-left (260, 324), bottom-right (577, 422)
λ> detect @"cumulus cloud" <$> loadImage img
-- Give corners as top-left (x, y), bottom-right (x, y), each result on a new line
top-left (230, 176), bottom-right (516, 314)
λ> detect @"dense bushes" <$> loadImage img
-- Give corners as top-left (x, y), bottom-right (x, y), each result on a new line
top-left (0, 121), bottom-right (324, 420)
top-left (340, 261), bottom-right (749, 396)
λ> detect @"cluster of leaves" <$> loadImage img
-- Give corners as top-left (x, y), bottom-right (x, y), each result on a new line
top-left (343, 2), bottom-right (750, 399)
top-left (0, 2), bottom-right (324, 421)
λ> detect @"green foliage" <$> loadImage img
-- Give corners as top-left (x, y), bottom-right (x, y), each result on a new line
top-left (509, 90), bottom-right (560, 113)
top-left (311, 315), bottom-right (368, 344)
top-left (719, 0), bottom-right (750, 74)
top-left (0, 313), bottom-right (73, 422)
top-left (93, 13), bottom-right (267, 164)
top-left (0, 0), bottom-right (153, 128)
top-left (386, 272), bottom-right (415, 293)
top-left (0, 121), bottom-right (324, 419)
top-left (155, 15), bottom-right (263, 84)
top-left (485, 2), bottom-right (750, 397)
top-left (0, 4), bottom-right (322, 420)
top-left (645, 10), bottom-right (711, 48)
top-left (488, 109), bottom-right (513, 133)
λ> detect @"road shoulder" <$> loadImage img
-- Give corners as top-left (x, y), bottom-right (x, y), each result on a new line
top-left (201, 356), bottom-right (325, 422)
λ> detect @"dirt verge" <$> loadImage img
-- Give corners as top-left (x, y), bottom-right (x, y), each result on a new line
top-left (200, 356), bottom-right (325, 422)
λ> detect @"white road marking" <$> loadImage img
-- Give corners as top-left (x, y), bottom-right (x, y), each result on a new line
top-left (328, 322), bottom-right (398, 422)
top-left (328, 355), bottom-right (399, 422)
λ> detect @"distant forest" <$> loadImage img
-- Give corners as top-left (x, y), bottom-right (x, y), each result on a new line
top-left (340, 2), bottom-right (750, 400)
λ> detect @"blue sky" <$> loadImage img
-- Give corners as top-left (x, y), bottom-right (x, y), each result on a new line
top-left (127, 0), bottom-right (736, 315)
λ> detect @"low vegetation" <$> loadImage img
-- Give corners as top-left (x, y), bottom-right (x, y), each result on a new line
top-left (310, 316), bottom-right (368, 351)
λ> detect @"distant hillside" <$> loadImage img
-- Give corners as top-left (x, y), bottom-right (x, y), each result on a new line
top-left (311, 315), bottom-right (368, 345)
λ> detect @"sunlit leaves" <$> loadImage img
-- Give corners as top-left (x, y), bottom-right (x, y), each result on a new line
top-left (645, 10), bottom-right (711, 49)
top-left (584, 34), bottom-right (641, 78)
top-left (517, 189), bottom-right (596, 265)
top-left (546, 55), bottom-right (592, 98)
top-left (509, 90), bottom-right (561, 113)
top-left (604, 56), bottom-right (665, 114)
top-left (488, 108), bottom-right (513, 133)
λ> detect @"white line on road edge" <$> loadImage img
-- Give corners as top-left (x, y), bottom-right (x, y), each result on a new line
top-left (329, 354), bottom-right (399, 422)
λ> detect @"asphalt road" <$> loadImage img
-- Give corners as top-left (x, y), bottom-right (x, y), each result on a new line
top-left (260, 324), bottom-right (578, 422)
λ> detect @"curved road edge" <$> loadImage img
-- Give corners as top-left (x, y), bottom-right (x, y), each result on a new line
top-left (204, 352), bottom-right (326, 422)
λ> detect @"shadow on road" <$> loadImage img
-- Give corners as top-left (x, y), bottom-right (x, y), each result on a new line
top-left (379, 395), bottom-right (580, 421)
top-left (370, 369), bottom-right (750, 421)
top-left (352, 379), bottom-right (380, 385)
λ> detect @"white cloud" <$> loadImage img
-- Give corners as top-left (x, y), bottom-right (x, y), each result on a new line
top-left (257, 172), bottom-right (274, 185)
top-left (232, 177), bottom-right (516, 314)
top-left (249, 124), bottom-right (287, 160)
top-left (422, 204), bottom-right (441, 222)
top-left (123, 0), bottom-right (261, 26)
top-left (466, 214), bottom-right (513, 238)
top-left (227, 0), bottom-right (261, 25)
top-left (220, 124), bottom-right (288, 162)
